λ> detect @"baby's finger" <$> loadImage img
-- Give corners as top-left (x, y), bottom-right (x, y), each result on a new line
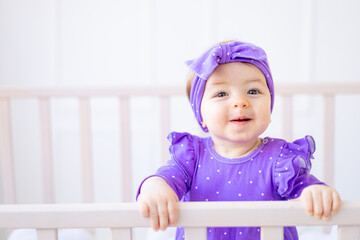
top-left (332, 191), bottom-right (342, 214)
top-left (321, 190), bottom-right (332, 221)
top-left (312, 190), bottom-right (323, 219)
top-left (157, 202), bottom-right (170, 231)
top-left (168, 199), bottom-right (179, 225)
top-left (138, 200), bottom-right (150, 218)
top-left (301, 190), bottom-right (314, 216)
top-left (148, 204), bottom-right (160, 231)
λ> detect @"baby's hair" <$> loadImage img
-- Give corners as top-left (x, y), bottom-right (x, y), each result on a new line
top-left (185, 40), bottom-right (237, 101)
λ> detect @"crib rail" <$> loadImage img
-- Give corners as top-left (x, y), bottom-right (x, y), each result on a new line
top-left (0, 201), bottom-right (359, 240)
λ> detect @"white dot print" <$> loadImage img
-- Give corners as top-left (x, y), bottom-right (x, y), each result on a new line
top-left (250, 180), bottom-right (253, 184)
top-left (198, 164), bottom-right (201, 168)
top-left (261, 193), bottom-right (264, 196)
top-left (238, 193), bottom-right (242, 197)
top-left (228, 181), bottom-right (231, 184)
top-left (216, 191), bottom-right (219, 194)
top-left (259, 170), bottom-right (262, 173)
top-left (206, 177), bottom-right (210, 180)
top-left (181, 144), bottom-right (184, 147)
top-left (238, 171), bottom-right (242, 174)
top-left (217, 169), bottom-right (220, 173)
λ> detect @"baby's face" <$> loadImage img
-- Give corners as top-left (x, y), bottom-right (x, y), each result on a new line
top-left (200, 62), bottom-right (271, 151)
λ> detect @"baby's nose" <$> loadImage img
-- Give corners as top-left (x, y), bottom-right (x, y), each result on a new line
top-left (233, 99), bottom-right (249, 108)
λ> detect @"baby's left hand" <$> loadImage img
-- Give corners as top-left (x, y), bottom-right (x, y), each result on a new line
top-left (298, 185), bottom-right (341, 221)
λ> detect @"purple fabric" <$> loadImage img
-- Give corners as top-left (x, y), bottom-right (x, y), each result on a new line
top-left (139, 132), bottom-right (324, 240)
top-left (185, 41), bottom-right (274, 132)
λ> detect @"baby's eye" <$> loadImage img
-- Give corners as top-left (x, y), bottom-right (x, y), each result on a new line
top-left (248, 89), bottom-right (260, 95)
top-left (215, 92), bottom-right (228, 98)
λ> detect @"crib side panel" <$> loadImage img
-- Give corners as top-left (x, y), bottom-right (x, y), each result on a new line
top-left (338, 226), bottom-right (360, 240)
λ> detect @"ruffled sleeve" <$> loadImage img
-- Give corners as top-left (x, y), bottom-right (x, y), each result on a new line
top-left (136, 132), bottom-right (198, 201)
top-left (274, 135), bottom-right (325, 199)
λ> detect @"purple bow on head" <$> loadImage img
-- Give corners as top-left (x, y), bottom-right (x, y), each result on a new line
top-left (185, 41), bottom-right (274, 132)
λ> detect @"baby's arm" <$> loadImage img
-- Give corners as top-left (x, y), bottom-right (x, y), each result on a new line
top-left (137, 177), bottom-right (179, 231)
top-left (299, 185), bottom-right (341, 220)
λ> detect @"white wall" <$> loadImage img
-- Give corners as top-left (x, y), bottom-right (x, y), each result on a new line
top-left (1, 0), bottom-right (360, 205)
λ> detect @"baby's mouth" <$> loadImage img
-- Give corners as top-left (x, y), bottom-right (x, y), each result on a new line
top-left (231, 117), bottom-right (252, 123)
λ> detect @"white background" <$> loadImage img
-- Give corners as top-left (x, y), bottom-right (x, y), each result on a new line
top-left (1, 0), bottom-right (360, 239)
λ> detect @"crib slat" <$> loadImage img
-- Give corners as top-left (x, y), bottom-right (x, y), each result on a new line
top-left (323, 94), bottom-right (335, 187)
top-left (281, 95), bottom-right (293, 141)
top-left (79, 97), bottom-right (94, 203)
top-left (261, 227), bottom-right (284, 240)
top-left (338, 226), bottom-right (360, 240)
top-left (159, 96), bottom-right (170, 166)
top-left (111, 228), bottom-right (132, 240)
top-left (185, 227), bottom-right (207, 240)
top-left (0, 98), bottom-right (16, 204)
top-left (38, 97), bottom-right (55, 204)
top-left (119, 97), bottom-right (132, 202)
top-left (36, 229), bottom-right (58, 240)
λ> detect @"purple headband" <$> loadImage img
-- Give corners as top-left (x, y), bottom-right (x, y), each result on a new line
top-left (185, 41), bottom-right (274, 132)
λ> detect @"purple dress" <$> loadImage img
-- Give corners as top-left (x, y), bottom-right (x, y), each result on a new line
top-left (138, 132), bottom-right (325, 240)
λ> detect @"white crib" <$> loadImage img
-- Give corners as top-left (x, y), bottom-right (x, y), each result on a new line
top-left (0, 83), bottom-right (360, 240)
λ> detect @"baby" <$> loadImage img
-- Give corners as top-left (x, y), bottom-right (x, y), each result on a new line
top-left (137, 40), bottom-right (341, 240)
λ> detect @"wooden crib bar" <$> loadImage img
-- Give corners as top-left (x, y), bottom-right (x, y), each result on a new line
top-left (0, 201), bottom-right (359, 240)
top-left (38, 97), bottom-right (55, 204)
top-left (0, 98), bottom-right (16, 204)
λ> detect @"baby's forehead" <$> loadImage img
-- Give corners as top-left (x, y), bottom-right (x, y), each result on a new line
top-left (207, 62), bottom-right (267, 85)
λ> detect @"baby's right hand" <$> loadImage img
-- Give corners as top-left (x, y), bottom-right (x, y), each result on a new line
top-left (137, 177), bottom-right (179, 231)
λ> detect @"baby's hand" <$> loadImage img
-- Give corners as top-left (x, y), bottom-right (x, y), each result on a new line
top-left (299, 184), bottom-right (341, 221)
top-left (137, 177), bottom-right (179, 231)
